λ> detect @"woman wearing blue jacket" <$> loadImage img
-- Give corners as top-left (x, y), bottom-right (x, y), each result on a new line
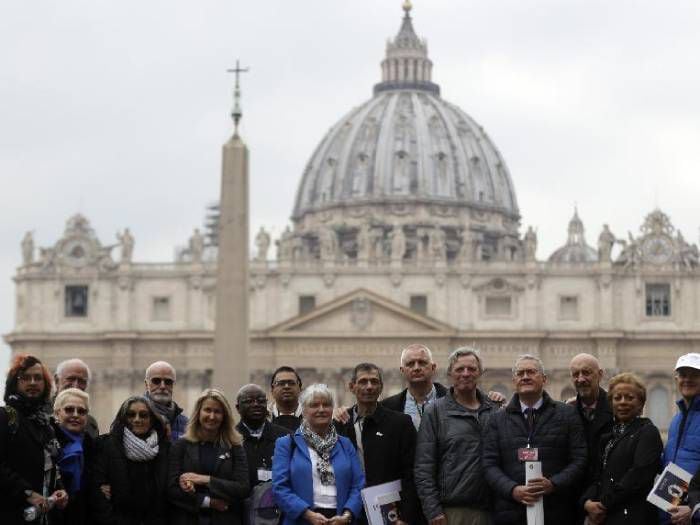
top-left (272, 384), bottom-right (364, 525)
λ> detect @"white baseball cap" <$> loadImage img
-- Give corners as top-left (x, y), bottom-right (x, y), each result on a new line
top-left (675, 353), bottom-right (700, 371)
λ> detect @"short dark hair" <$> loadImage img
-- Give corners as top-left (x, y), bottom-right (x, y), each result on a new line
top-left (351, 363), bottom-right (383, 385)
top-left (110, 395), bottom-right (166, 442)
top-left (271, 366), bottom-right (302, 388)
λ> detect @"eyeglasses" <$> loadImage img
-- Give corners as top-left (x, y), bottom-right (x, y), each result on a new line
top-left (63, 375), bottom-right (88, 388)
top-left (18, 373), bottom-right (44, 384)
top-left (273, 380), bottom-right (298, 388)
top-left (150, 377), bottom-right (174, 386)
top-left (126, 410), bottom-right (151, 419)
top-left (514, 368), bottom-right (541, 378)
top-left (63, 405), bottom-right (88, 416)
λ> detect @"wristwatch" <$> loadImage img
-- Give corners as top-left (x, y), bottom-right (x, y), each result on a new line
top-left (341, 510), bottom-right (353, 523)
top-left (24, 489), bottom-right (33, 498)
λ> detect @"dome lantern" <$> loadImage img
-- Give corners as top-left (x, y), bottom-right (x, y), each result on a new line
top-left (374, 2), bottom-right (440, 96)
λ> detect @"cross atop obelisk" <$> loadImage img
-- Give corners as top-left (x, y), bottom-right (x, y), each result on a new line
top-left (213, 60), bottom-right (250, 399)
top-left (227, 60), bottom-right (249, 137)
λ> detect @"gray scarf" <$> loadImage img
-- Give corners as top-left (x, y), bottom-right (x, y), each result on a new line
top-left (300, 420), bottom-right (338, 485)
top-left (122, 427), bottom-right (159, 462)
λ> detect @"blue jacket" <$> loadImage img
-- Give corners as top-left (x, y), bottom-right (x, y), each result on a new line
top-left (661, 396), bottom-right (700, 524)
top-left (272, 431), bottom-right (365, 525)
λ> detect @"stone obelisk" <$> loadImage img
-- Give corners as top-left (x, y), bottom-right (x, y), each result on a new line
top-left (213, 61), bottom-right (250, 397)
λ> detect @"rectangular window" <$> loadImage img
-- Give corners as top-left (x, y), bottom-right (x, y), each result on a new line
top-left (410, 295), bottom-right (428, 315)
top-left (560, 296), bottom-right (579, 320)
top-left (299, 295), bottom-right (316, 315)
top-left (485, 296), bottom-right (512, 317)
top-left (646, 283), bottom-right (671, 316)
top-left (64, 285), bottom-right (88, 317)
top-left (152, 297), bottom-right (171, 321)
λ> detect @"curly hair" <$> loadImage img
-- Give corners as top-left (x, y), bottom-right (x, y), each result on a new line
top-left (4, 354), bottom-right (54, 403)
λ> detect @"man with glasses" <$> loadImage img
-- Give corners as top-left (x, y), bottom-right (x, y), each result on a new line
top-left (144, 360), bottom-right (188, 441)
top-left (483, 354), bottom-right (586, 525)
top-left (235, 383), bottom-right (290, 487)
top-left (382, 344), bottom-right (448, 431)
top-left (55, 358), bottom-right (100, 439)
top-left (661, 353), bottom-right (700, 525)
top-left (268, 366), bottom-right (303, 432)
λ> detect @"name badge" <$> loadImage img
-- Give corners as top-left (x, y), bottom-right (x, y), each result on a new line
top-left (518, 447), bottom-right (539, 462)
top-left (257, 469), bottom-right (272, 482)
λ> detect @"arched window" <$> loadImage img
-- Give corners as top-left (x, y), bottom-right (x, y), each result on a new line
top-left (561, 386), bottom-right (576, 402)
top-left (648, 384), bottom-right (671, 430)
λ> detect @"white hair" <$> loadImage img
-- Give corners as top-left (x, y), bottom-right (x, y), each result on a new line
top-left (299, 383), bottom-right (335, 410)
top-left (512, 354), bottom-right (546, 376)
top-left (54, 387), bottom-right (90, 413)
top-left (55, 358), bottom-right (92, 383)
top-left (400, 344), bottom-right (434, 366)
top-left (145, 361), bottom-right (177, 381)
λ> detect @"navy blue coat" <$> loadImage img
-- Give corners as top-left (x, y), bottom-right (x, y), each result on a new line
top-left (272, 431), bottom-right (364, 524)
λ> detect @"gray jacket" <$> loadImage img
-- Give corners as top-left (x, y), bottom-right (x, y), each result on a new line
top-left (414, 388), bottom-right (497, 519)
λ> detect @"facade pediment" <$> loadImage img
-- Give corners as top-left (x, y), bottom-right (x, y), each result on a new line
top-left (266, 288), bottom-right (456, 337)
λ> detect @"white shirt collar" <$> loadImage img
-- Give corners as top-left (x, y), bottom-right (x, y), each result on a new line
top-left (520, 397), bottom-right (544, 414)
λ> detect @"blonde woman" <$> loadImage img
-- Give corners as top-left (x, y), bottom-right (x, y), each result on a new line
top-left (52, 388), bottom-right (93, 525)
top-left (168, 388), bottom-right (250, 525)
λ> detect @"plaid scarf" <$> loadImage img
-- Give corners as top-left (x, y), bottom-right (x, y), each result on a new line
top-left (300, 420), bottom-right (338, 485)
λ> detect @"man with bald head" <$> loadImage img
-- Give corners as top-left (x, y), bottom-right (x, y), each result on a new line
top-left (568, 353), bottom-right (613, 523)
top-left (144, 360), bottom-right (188, 441)
top-left (235, 383), bottom-right (290, 487)
top-left (55, 358), bottom-right (100, 439)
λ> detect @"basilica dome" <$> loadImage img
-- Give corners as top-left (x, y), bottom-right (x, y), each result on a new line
top-left (292, 3), bottom-right (519, 224)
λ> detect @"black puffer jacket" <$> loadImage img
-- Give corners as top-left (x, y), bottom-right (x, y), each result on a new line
top-left (482, 391), bottom-right (587, 525)
top-left (414, 388), bottom-right (497, 520)
top-left (580, 417), bottom-right (662, 525)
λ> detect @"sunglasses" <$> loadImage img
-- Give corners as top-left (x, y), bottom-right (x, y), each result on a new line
top-left (63, 406), bottom-right (88, 416)
top-left (126, 410), bottom-right (151, 419)
top-left (150, 377), bottom-right (174, 386)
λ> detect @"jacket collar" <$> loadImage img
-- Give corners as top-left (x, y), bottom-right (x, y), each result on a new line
top-left (506, 391), bottom-right (553, 413)
top-left (676, 395), bottom-right (700, 413)
top-left (444, 387), bottom-right (495, 414)
top-left (291, 428), bottom-right (339, 460)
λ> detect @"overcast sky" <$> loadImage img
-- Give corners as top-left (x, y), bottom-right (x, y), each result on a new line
top-left (2, 0), bottom-right (700, 385)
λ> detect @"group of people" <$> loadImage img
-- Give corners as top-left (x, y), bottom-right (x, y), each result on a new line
top-left (2, 346), bottom-right (700, 525)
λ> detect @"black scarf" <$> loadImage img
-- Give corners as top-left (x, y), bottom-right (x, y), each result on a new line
top-left (6, 392), bottom-right (60, 460)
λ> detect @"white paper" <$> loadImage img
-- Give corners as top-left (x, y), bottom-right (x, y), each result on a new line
top-left (647, 462), bottom-right (692, 511)
top-left (361, 479), bottom-right (402, 525)
top-left (525, 461), bottom-right (545, 525)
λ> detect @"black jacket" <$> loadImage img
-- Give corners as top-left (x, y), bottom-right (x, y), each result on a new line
top-left (336, 404), bottom-right (420, 524)
top-left (51, 423), bottom-right (96, 525)
top-left (569, 388), bottom-right (614, 524)
top-left (0, 405), bottom-right (61, 525)
top-left (236, 421), bottom-right (290, 487)
top-left (380, 382), bottom-right (448, 413)
top-left (414, 388), bottom-right (497, 519)
top-left (482, 391), bottom-right (588, 525)
top-left (92, 432), bottom-right (170, 525)
top-left (580, 418), bottom-right (662, 525)
top-left (167, 438), bottom-right (250, 525)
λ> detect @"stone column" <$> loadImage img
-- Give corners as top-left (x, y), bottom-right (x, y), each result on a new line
top-left (213, 132), bottom-right (250, 399)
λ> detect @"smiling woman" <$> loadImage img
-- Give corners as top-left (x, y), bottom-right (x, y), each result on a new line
top-left (92, 395), bottom-right (170, 525)
top-left (167, 388), bottom-right (250, 525)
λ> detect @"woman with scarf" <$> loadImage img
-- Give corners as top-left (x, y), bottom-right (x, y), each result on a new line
top-left (93, 395), bottom-right (170, 525)
top-left (0, 354), bottom-right (68, 524)
top-left (168, 388), bottom-right (250, 525)
top-left (272, 384), bottom-right (364, 525)
top-left (50, 388), bottom-right (94, 525)
top-left (581, 373), bottom-right (663, 525)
